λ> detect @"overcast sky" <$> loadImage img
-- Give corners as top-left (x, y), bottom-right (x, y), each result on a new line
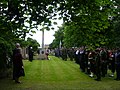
top-left (26, 19), bottom-right (63, 46)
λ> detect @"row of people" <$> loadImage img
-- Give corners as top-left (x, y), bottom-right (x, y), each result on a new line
top-left (54, 47), bottom-right (120, 81)
top-left (74, 47), bottom-right (120, 81)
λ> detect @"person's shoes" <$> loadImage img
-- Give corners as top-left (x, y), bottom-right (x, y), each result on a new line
top-left (114, 78), bottom-right (120, 81)
top-left (94, 79), bottom-right (101, 81)
top-left (15, 81), bottom-right (21, 83)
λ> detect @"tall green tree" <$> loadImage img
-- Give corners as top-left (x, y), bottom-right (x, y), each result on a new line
top-left (111, 0), bottom-right (120, 47)
top-left (0, 0), bottom-right (119, 77)
top-left (50, 26), bottom-right (64, 48)
top-left (27, 37), bottom-right (40, 52)
top-left (0, 0), bottom-right (59, 77)
top-left (57, 0), bottom-right (117, 49)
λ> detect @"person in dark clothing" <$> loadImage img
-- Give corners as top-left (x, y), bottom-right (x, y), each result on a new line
top-left (84, 50), bottom-right (90, 74)
top-left (115, 49), bottom-right (120, 81)
top-left (12, 43), bottom-right (25, 83)
top-left (28, 46), bottom-right (33, 62)
top-left (94, 49), bottom-right (101, 81)
top-left (68, 48), bottom-right (74, 61)
top-left (100, 48), bottom-right (108, 77)
top-left (108, 49), bottom-right (115, 77)
top-left (54, 48), bottom-right (60, 57)
top-left (78, 47), bottom-right (85, 72)
top-left (74, 48), bottom-right (79, 64)
top-left (61, 47), bottom-right (67, 61)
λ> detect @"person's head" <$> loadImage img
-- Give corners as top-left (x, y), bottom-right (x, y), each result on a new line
top-left (41, 51), bottom-right (44, 54)
top-left (95, 48), bottom-right (100, 53)
top-left (117, 49), bottom-right (120, 53)
top-left (30, 47), bottom-right (33, 49)
top-left (16, 43), bottom-right (20, 48)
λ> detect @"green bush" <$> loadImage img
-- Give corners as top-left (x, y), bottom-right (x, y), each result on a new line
top-left (0, 37), bottom-right (13, 78)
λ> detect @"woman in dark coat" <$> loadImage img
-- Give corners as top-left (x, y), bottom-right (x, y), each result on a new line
top-left (13, 43), bottom-right (24, 83)
top-left (115, 49), bottom-right (120, 81)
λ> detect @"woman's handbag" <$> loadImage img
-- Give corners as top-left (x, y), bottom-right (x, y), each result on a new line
top-left (19, 68), bottom-right (25, 76)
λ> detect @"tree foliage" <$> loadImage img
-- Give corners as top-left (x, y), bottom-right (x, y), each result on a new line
top-left (51, 0), bottom-right (120, 49)
top-left (0, 0), bottom-right (59, 76)
top-left (26, 37), bottom-right (40, 52)
top-left (49, 26), bottom-right (64, 49)
top-left (0, 0), bottom-right (120, 76)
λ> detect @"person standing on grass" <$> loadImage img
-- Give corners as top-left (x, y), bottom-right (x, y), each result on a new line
top-left (45, 49), bottom-right (49, 60)
top-left (100, 47), bottom-right (108, 77)
top-left (74, 48), bottom-right (80, 64)
top-left (115, 49), bottom-right (120, 81)
top-left (108, 49), bottom-right (115, 77)
top-left (94, 49), bottom-right (101, 81)
top-left (88, 50), bottom-right (96, 77)
top-left (78, 46), bottom-right (85, 72)
top-left (28, 46), bottom-right (33, 62)
top-left (12, 43), bottom-right (25, 83)
top-left (61, 47), bottom-right (68, 61)
top-left (68, 48), bottom-right (74, 61)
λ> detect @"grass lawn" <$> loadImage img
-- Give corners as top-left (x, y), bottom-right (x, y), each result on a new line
top-left (0, 56), bottom-right (120, 90)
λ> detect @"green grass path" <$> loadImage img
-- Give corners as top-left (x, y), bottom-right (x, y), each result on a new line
top-left (0, 56), bottom-right (120, 90)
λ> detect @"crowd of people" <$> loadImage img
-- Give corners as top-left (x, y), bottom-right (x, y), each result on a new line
top-left (54, 46), bottom-right (120, 81)
top-left (12, 43), bottom-right (120, 83)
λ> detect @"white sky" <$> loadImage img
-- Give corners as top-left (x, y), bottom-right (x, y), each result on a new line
top-left (26, 19), bottom-right (63, 46)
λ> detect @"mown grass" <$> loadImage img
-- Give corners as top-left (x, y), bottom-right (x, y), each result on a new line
top-left (0, 56), bottom-right (120, 90)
